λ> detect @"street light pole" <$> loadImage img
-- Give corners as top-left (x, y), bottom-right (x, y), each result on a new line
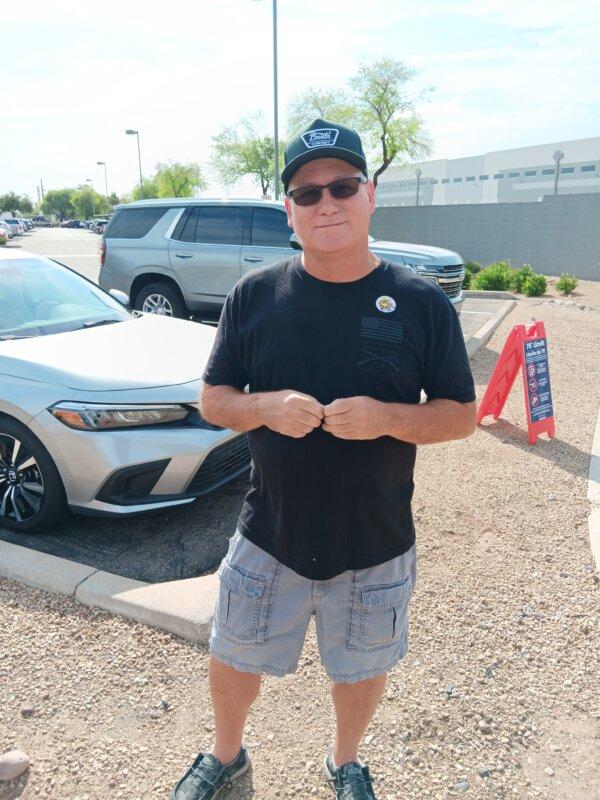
top-left (126, 129), bottom-right (144, 199)
top-left (415, 168), bottom-right (422, 206)
top-left (97, 161), bottom-right (109, 199)
top-left (553, 149), bottom-right (564, 196)
top-left (272, 0), bottom-right (280, 200)
top-left (253, 0), bottom-right (279, 200)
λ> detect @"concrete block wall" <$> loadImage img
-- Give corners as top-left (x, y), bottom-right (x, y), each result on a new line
top-left (370, 193), bottom-right (600, 281)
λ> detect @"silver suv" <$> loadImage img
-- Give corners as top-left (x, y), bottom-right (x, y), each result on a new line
top-left (99, 199), bottom-right (465, 319)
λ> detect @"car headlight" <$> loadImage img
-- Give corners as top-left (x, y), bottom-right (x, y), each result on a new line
top-left (49, 402), bottom-right (189, 431)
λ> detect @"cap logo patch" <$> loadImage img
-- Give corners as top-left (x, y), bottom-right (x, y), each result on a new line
top-left (375, 295), bottom-right (396, 313)
top-left (301, 128), bottom-right (339, 149)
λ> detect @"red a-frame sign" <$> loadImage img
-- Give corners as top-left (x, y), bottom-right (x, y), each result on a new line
top-left (477, 320), bottom-right (555, 445)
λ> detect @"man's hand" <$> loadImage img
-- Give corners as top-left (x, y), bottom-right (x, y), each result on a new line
top-left (258, 390), bottom-right (324, 438)
top-left (322, 396), bottom-right (386, 440)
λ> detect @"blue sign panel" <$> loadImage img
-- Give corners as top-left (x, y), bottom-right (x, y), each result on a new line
top-left (523, 338), bottom-right (554, 422)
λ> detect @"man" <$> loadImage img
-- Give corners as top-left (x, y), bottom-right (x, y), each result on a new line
top-left (171, 118), bottom-right (476, 800)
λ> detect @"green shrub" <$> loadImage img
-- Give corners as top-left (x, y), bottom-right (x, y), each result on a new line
top-left (555, 273), bottom-right (578, 295)
top-left (523, 273), bottom-right (547, 297)
top-left (463, 266), bottom-right (472, 289)
top-left (464, 260), bottom-right (482, 275)
top-left (473, 261), bottom-right (513, 291)
top-left (0, 233), bottom-right (7, 246)
top-left (509, 263), bottom-right (535, 293)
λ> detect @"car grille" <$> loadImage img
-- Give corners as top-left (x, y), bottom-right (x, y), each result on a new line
top-left (440, 264), bottom-right (463, 272)
top-left (186, 435), bottom-right (251, 495)
top-left (439, 278), bottom-right (463, 298)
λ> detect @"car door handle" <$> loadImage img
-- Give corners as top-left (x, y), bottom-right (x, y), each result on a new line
top-left (243, 256), bottom-right (263, 263)
top-left (175, 252), bottom-right (193, 259)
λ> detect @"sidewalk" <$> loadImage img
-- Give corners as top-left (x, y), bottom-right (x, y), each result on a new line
top-left (1, 281), bottom-right (600, 800)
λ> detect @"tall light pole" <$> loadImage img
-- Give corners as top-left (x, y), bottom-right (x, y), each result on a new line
top-left (125, 129), bottom-right (144, 199)
top-left (85, 178), bottom-right (95, 217)
top-left (97, 161), bottom-right (109, 199)
top-left (553, 149), bottom-right (564, 196)
top-left (254, 0), bottom-right (279, 199)
top-left (415, 168), bottom-right (422, 207)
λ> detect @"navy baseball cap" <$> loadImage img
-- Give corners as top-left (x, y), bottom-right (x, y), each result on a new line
top-left (282, 118), bottom-right (368, 191)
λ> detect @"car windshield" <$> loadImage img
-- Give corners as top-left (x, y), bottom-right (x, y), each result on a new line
top-left (0, 257), bottom-right (131, 339)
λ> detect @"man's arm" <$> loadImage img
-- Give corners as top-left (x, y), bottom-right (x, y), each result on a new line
top-left (200, 383), bottom-right (324, 438)
top-left (322, 396), bottom-right (477, 444)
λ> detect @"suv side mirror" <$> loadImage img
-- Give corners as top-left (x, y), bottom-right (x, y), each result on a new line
top-left (290, 233), bottom-right (302, 251)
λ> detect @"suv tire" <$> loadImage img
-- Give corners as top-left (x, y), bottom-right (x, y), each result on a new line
top-left (0, 417), bottom-right (67, 533)
top-left (134, 282), bottom-right (189, 319)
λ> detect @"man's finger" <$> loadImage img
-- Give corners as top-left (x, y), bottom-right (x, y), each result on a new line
top-left (323, 397), bottom-right (353, 416)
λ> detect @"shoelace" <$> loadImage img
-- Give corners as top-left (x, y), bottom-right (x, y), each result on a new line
top-left (328, 764), bottom-right (373, 796)
top-left (190, 755), bottom-right (222, 787)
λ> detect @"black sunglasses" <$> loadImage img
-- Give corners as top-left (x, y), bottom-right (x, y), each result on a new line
top-left (286, 176), bottom-right (368, 207)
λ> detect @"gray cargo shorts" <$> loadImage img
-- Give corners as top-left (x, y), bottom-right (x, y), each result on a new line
top-left (209, 529), bottom-right (417, 683)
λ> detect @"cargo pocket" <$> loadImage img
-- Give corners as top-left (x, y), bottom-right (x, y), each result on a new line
top-left (348, 575), bottom-right (412, 652)
top-left (216, 560), bottom-right (267, 645)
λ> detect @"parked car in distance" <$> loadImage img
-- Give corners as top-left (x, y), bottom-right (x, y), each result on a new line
top-left (1, 218), bottom-right (24, 236)
top-left (0, 248), bottom-right (251, 533)
top-left (32, 215), bottom-right (52, 227)
top-left (0, 222), bottom-right (13, 242)
top-left (60, 219), bottom-right (83, 228)
top-left (99, 198), bottom-right (465, 320)
top-left (91, 218), bottom-right (109, 233)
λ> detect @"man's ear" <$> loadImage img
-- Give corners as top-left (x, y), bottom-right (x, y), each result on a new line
top-left (367, 179), bottom-right (376, 214)
top-left (284, 195), bottom-right (293, 227)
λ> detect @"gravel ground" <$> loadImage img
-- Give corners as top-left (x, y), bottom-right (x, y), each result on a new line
top-left (1, 277), bottom-right (600, 800)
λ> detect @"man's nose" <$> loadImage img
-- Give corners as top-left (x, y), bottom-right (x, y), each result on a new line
top-left (318, 188), bottom-right (341, 214)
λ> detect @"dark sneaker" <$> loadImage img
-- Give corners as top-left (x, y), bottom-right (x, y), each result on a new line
top-left (324, 751), bottom-right (377, 799)
top-left (170, 747), bottom-right (250, 799)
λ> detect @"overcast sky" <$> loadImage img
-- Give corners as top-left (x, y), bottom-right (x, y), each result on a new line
top-left (2, 0), bottom-right (599, 202)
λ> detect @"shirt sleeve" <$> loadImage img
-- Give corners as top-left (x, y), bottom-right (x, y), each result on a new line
top-left (422, 289), bottom-right (476, 403)
top-left (201, 282), bottom-right (249, 390)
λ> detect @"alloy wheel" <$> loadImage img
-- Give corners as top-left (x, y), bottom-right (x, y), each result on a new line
top-left (142, 293), bottom-right (174, 316)
top-left (0, 434), bottom-right (44, 523)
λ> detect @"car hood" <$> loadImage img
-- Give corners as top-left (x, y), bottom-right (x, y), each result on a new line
top-left (0, 313), bottom-right (218, 391)
top-left (371, 239), bottom-right (463, 266)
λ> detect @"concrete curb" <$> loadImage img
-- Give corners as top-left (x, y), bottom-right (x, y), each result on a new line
top-left (0, 297), bottom-right (516, 644)
top-left (0, 540), bottom-right (217, 644)
top-left (588, 411), bottom-right (600, 574)
top-left (463, 290), bottom-right (517, 300)
top-left (465, 298), bottom-right (516, 358)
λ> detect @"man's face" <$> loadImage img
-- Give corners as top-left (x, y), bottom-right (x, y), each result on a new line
top-left (284, 157), bottom-right (376, 255)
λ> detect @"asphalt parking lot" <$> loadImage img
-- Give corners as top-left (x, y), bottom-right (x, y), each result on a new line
top-left (0, 228), bottom-right (502, 583)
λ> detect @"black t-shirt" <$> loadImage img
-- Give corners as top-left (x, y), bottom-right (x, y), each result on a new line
top-left (202, 254), bottom-right (475, 580)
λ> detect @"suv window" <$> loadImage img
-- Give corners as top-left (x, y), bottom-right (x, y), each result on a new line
top-left (105, 207), bottom-right (168, 239)
top-left (251, 207), bottom-right (291, 247)
top-left (176, 207), bottom-right (200, 242)
top-left (194, 206), bottom-right (244, 245)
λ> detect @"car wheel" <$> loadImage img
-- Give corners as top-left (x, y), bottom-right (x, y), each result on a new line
top-left (0, 418), bottom-right (67, 533)
top-left (134, 282), bottom-right (189, 319)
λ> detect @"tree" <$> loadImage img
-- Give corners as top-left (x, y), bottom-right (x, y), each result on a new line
top-left (155, 161), bottom-right (207, 198)
top-left (41, 189), bottom-right (75, 221)
top-left (287, 87), bottom-right (356, 137)
top-left (0, 192), bottom-right (33, 215)
top-left (71, 187), bottom-right (111, 219)
top-left (107, 192), bottom-right (121, 207)
top-left (287, 58), bottom-right (431, 187)
top-left (131, 177), bottom-right (159, 201)
top-left (211, 113), bottom-right (283, 197)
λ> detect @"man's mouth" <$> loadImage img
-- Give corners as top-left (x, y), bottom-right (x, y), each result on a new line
top-left (315, 221), bottom-right (346, 229)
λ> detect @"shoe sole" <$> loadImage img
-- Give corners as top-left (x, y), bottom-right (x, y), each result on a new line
top-left (323, 754), bottom-right (337, 795)
top-left (170, 757), bottom-right (251, 800)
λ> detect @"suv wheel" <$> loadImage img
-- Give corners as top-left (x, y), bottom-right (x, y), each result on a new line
top-left (0, 418), bottom-right (67, 533)
top-left (134, 282), bottom-right (189, 319)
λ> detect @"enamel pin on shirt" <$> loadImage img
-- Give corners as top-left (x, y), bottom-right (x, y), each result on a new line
top-left (375, 295), bottom-right (396, 313)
